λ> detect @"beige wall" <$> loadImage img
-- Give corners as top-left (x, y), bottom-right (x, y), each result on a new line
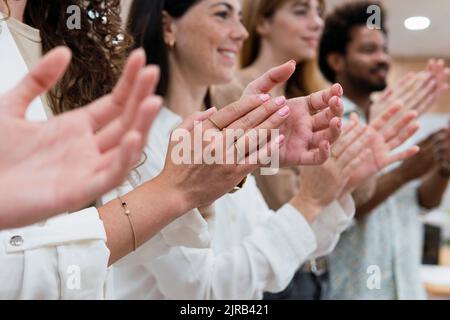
top-left (389, 57), bottom-right (450, 114)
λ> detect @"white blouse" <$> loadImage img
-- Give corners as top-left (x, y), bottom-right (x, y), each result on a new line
top-left (112, 107), bottom-right (356, 300)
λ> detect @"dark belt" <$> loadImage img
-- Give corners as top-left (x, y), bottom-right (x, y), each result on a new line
top-left (301, 257), bottom-right (328, 276)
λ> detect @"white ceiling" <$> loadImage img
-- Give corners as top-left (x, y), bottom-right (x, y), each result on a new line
top-left (325, 0), bottom-right (450, 58)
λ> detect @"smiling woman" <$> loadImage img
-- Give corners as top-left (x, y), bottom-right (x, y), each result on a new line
top-left (128, 0), bottom-right (248, 115)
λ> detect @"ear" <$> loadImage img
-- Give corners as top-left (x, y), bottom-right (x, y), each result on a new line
top-left (327, 53), bottom-right (345, 76)
top-left (162, 11), bottom-right (176, 47)
top-left (256, 17), bottom-right (272, 37)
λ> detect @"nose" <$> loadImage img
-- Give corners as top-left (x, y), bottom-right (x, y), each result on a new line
top-left (231, 21), bottom-right (249, 42)
top-left (308, 11), bottom-right (324, 32)
top-left (376, 50), bottom-right (391, 66)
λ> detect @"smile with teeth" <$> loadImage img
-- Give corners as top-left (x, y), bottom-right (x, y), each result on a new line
top-left (219, 50), bottom-right (237, 59)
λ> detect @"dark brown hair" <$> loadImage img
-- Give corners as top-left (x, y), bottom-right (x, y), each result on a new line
top-left (319, 0), bottom-right (387, 83)
top-left (127, 0), bottom-right (212, 107)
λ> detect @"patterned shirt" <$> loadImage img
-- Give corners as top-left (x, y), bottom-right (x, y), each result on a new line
top-left (327, 97), bottom-right (427, 300)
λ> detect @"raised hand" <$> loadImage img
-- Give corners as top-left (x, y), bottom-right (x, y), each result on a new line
top-left (370, 59), bottom-right (449, 120)
top-left (395, 129), bottom-right (442, 183)
top-left (241, 61), bottom-right (344, 166)
top-left (296, 115), bottom-right (373, 214)
top-left (345, 105), bottom-right (420, 194)
top-left (0, 47), bottom-right (161, 229)
top-left (157, 93), bottom-right (290, 210)
top-left (280, 84), bottom-right (344, 166)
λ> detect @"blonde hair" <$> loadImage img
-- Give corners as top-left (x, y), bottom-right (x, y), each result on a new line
top-left (241, 0), bottom-right (327, 97)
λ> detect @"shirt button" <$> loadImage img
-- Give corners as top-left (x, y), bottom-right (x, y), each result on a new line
top-left (10, 235), bottom-right (24, 247)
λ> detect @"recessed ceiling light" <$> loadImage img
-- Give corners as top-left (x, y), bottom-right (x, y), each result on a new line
top-left (404, 16), bottom-right (431, 30)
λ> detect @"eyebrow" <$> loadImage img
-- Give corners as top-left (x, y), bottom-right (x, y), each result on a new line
top-left (291, 0), bottom-right (309, 7)
top-left (209, 2), bottom-right (234, 11)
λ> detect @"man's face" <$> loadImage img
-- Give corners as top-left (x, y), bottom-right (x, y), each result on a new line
top-left (343, 26), bottom-right (391, 93)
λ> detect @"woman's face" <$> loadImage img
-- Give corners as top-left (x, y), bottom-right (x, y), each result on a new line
top-left (169, 0), bottom-right (248, 85)
top-left (261, 0), bottom-right (324, 62)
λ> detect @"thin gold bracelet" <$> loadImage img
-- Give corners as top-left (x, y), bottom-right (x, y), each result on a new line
top-left (118, 196), bottom-right (137, 251)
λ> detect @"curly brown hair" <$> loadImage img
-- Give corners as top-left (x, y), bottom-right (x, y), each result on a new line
top-left (4, 0), bottom-right (132, 114)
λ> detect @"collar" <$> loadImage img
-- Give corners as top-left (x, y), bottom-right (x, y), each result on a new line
top-left (0, 13), bottom-right (47, 121)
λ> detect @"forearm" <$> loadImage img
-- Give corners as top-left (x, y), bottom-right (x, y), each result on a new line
top-left (99, 175), bottom-right (190, 266)
top-left (351, 177), bottom-right (377, 207)
top-left (149, 205), bottom-right (316, 300)
top-left (418, 168), bottom-right (450, 209)
top-left (355, 168), bottom-right (407, 219)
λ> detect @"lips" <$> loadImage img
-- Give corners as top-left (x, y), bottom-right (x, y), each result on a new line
top-left (218, 48), bottom-right (238, 65)
top-left (371, 66), bottom-right (390, 77)
top-left (301, 36), bottom-right (320, 48)
top-left (219, 50), bottom-right (237, 59)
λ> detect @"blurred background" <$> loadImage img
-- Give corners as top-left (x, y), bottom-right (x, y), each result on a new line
top-left (326, 0), bottom-right (450, 113)
top-left (121, 0), bottom-right (450, 113)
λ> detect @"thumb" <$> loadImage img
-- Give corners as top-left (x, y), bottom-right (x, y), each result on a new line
top-left (6, 46), bottom-right (71, 117)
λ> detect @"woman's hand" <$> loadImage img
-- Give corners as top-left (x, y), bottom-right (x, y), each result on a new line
top-left (291, 115), bottom-right (372, 223)
top-left (345, 104), bottom-right (420, 194)
top-left (156, 93), bottom-right (291, 212)
top-left (0, 47), bottom-right (161, 229)
top-left (280, 85), bottom-right (344, 166)
top-left (241, 61), bottom-right (344, 167)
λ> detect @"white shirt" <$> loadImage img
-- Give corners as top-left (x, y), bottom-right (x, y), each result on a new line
top-left (112, 107), bottom-right (356, 300)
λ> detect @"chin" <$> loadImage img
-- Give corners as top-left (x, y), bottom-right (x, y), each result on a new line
top-left (294, 49), bottom-right (316, 63)
top-left (212, 70), bottom-right (234, 85)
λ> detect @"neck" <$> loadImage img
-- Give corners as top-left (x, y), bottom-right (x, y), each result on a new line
top-left (243, 40), bottom-right (294, 97)
top-left (0, 0), bottom-right (27, 22)
top-left (336, 75), bottom-right (372, 115)
top-left (165, 56), bottom-right (207, 119)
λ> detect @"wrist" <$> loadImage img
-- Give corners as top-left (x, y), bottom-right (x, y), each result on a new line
top-left (144, 175), bottom-right (193, 219)
top-left (396, 165), bottom-right (413, 185)
top-left (290, 193), bottom-right (325, 224)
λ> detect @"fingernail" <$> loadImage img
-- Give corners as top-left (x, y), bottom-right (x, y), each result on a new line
top-left (278, 105), bottom-right (290, 117)
top-left (335, 84), bottom-right (343, 96)
top-left (337, 119), bottom-right (342, 129)
top-left (288, 60), bottom-right (296, 65)
top-left (259, 94), bottom-right (271, 102)
top-left (274, 96), bottom-right (286, 106)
